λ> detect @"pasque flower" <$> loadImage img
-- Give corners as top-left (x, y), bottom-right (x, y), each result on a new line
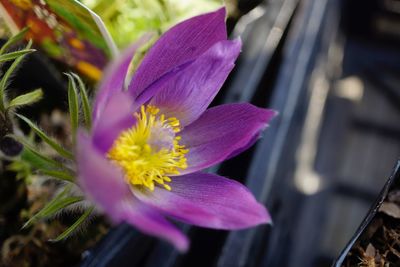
top-left (77, 8), bottom-right (276, 251)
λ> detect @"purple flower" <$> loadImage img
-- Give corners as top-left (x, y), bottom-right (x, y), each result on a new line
top-left (77, 8), bottom-right (276, 252)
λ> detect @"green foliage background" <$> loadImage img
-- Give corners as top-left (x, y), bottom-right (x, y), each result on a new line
top-left (81, 0), bottom-right (223, 48)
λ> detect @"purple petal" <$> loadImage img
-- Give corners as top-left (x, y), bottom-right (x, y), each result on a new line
top-left (128, 8), bottom-right (227, 99)
top-left (120, 201), bottom-right (189, 252)
top-left (179, 103), bottom-right (277, 174)
top-left (76, 130), bottom-right (132, 218)
top-left (93, 34), bottom-right (153, 123)
top-left (133, 60), bottom-right (193, 107)
top-left (76, 131), bottom-right (189, 251)
top-left (134, 172), bottom-right (271, 229)
top-left (149, 39), bottom-right (241, 126)
top-left (92, 92), bottom-right (137, 154)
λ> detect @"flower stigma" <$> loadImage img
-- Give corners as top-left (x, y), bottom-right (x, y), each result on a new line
top-left (107, 105), bottom-right (189, 191)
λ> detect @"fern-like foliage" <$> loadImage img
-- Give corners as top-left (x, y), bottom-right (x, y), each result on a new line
top-left (12, 73), bottom-right (94, 241)
top-left (1, 29), bottom-right (95, 240)
top-left (0, 28), bottom-right (41, 157)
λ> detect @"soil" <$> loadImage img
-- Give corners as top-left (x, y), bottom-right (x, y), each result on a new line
top-left (342, 188), bottom-right (400, 267)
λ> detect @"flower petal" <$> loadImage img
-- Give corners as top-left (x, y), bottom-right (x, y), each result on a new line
top-left (119, 202), bottom-right (189, 252)
top-left (76, 130), bottom-right (132, 217)
top-left (92, 92), bottom-right (137, 154)
top-left (179, 103), bottom-right (277, 174)
top-left (134, 172), bottom-right (271, 229)
top-left (77, 131), bottom-right (188, 251)
top-left (133, 60), bottom-right (192, 107)
top-left (149, 39), bottom-right (241, 126)
top-left (128, 8), bottom-right (227, 99)
top-left (93, 34), bottom-right (153, 123)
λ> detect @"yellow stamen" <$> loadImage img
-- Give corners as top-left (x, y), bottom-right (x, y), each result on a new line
top-left (107, 105), bottom-right (188, 191)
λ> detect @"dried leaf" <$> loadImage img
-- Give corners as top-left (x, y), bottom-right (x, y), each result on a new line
top-left (379, 202), bottom-right (400, 219)
top-left (365, 243), bottom-right (376, 257)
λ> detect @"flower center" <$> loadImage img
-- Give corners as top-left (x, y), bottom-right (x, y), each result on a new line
top-left (107, 105), bottom-right (188, 191)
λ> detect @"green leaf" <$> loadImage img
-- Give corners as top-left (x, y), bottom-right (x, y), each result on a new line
top-left (71, 73), bottom-right (92, 129)
top-left (21, 144), bottom-right (63, 170)
top-left (7, 88), bottom-right (43, 110)
top-left (23, 185), bottom-right (83, 229)
top-left (66, 73), bottom-right (79, 143)
top-left (7, 160), bottom-right (31, 180)
top-left (8, 134), bottom-right (67, 170)
top-left (16, 114), bottom-right (74, 160)
top-left (0, 49), bottom-right (35, 63)
top-left (0, 27), bottom-right (29, 55)
top-left (51, 206), bottom-right (94, 242)
top-left (8, 135), bottom-right (75, 182)
top-left (0, 40), bottom-right (34, 111)
top-left (38, 169), bottom-right (74, 182)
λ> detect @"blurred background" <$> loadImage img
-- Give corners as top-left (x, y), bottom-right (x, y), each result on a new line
top-left (1, 0), bottom-right (400, 266)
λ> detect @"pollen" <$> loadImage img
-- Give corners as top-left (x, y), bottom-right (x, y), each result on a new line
top-left (107, 105), bottom-right (189, 191)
